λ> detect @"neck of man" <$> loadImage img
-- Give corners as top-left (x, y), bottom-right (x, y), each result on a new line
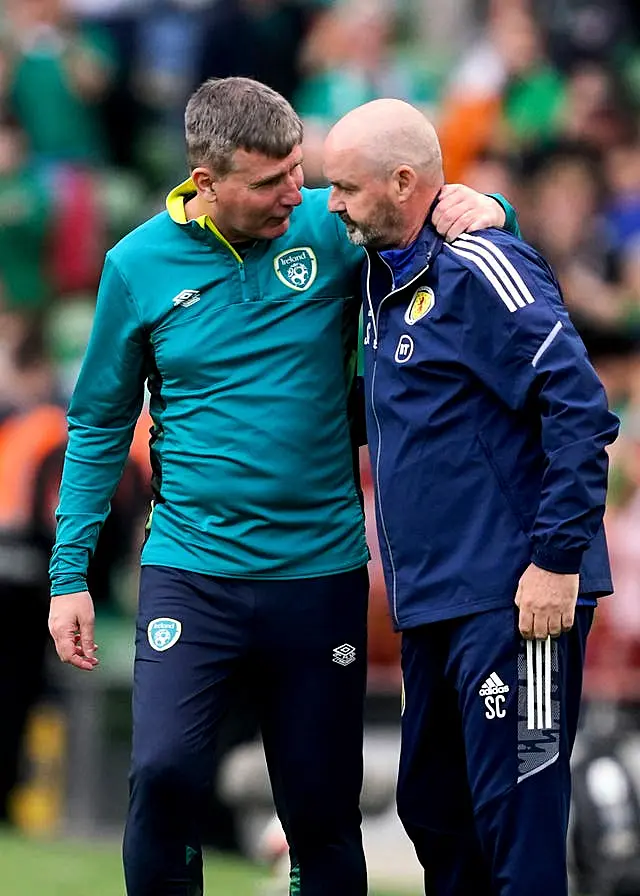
top-left (184, 193), bottom-right (249, 245)
top-left (394, 186), bottom-right (442, 249)
top-left (184, 192), bottom-right (209, 223)
top-left (395, 216), bottom-right (425, 249)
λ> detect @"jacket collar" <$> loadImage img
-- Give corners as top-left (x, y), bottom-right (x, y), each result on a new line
top-left (370, 217), bottom-right (444, 289)
top-left (165, 178), bottom-right (244, 262)
top-left (384, 191), bottom-right (445, 278)
top-left (395, 220), bottom-right (443, 281)
top-left (166, 177), bottom-right (209, 229)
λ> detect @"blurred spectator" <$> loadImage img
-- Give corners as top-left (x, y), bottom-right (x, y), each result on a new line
top-left (0, 316), bottom-right (63, 822)
top-left (197, 0), bottom-right (326, 103)
top-left (604, 137), bottom-right (640, 330)
top-left (65, 0), bottom-right (150, 170)
top-left (463, 149), bottom-right (522, 207)
top-left (296, 0), bottom-right (434, 116)
top-left (0, 118), bottom-right (53, 310)
top-left (295, 0), bottom-right (436, 183)
top-left (498, 7), bottom-right (566, 145)
top-left (133, 0), bottom-right (211, 186)
top-left (439, 0), bottom-right (567, 181)
top-left (0, 313), bottom-right (56, 419)
top-left (583, 327), bottom-right (640, 414)
top-left (0, 310), bottom-right (150, 823)
top-left (588, 404), bottom-right (640, 699)
top-left (605, 139), bottom-right (640, 286)
top-left (560, 60), bottom-right (637, 153)
top-left (516, 140), bottom-right (632, 330)
top-left (542, 0), bottom-right (636, 71)
top-left (3, 0), bottom-right (115, 166)
top-left (606, 409), bottom-right (640, 639)
top-left (125, 0), bottom-right (331, 188)
top-left (49, 166), bottom-right (106, 295)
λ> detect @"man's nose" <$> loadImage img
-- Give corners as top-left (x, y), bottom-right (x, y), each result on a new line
top-left (282, 175), bottom-right (303, 207)
top-left (327, 188), bottom-right (344, 213)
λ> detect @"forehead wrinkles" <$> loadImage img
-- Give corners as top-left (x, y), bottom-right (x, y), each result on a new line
top-left (330, 154), bottom-right (388, 190)
top-left (231, 148), bottom-right (302, 182)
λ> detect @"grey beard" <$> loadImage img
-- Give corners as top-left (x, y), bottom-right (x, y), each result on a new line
top-left (345, 222), bottom-right (386, 248)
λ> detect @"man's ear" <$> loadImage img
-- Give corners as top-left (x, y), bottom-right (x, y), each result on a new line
top-left (192, 167), bottom-right (216, 201)
top-left (394, 165), bottom-right (418, 203)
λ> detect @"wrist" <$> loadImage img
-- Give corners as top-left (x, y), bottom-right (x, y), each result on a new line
top-left (51, 579), bottom-right (87, 598)
top-left (486, 193), bottom-right (508, 228)
top-left (531, 544), bottom-right (583, 575)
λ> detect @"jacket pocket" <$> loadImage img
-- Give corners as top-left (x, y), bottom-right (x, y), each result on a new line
top-left (476, 431), bottom-right (531, 537)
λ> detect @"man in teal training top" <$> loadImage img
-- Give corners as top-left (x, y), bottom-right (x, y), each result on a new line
top-left (48, 77), bottom-right (517, 895)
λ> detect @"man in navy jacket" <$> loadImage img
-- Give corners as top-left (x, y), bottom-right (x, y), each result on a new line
top-left (323, 100), bottom-right (619, 896)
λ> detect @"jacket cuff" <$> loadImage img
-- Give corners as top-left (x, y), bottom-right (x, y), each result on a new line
top-left (50, 578), bottom-right (88, 597)
top-left (487, 193), bottom-right (522, 239)
top-left (531, 544), bottom-right (584, 575)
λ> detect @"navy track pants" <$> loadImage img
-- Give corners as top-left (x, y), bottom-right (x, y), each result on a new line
top-left (123, 564), bottom-right (369, 896)
top-left (398, 606), bottom-right (593, 896)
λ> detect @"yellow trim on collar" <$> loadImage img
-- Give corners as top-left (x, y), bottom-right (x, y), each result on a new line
top-left (165, 178), bottom-right (243, 264)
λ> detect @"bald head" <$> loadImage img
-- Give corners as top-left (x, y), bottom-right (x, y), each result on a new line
top-left (324, 99), bottom-right (444, 249)
top-left (326, 99), bottom-right (443, 182)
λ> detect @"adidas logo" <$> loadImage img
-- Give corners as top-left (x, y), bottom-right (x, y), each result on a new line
top-left (172, 289), bottom-right (200, 308)
top-left (479, 672), bottom-right (510, 697)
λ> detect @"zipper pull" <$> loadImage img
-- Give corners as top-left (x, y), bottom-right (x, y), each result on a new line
top-left (239, 263), bottom-right (246, 282)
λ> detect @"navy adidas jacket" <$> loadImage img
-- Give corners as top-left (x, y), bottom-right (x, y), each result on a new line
top-left (362, 225), bottom-right (619, 631)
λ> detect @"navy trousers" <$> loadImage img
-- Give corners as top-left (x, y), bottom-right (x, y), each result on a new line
top-left (398, 606), bottom-right (593, 896)
top-left (123, 565), bottom-right (369, 896)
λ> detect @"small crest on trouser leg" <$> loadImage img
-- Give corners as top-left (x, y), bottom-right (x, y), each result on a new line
top-left (332, 643), bottom-right (356, 666)
top-left (147, 617), bottom-right (182, 651)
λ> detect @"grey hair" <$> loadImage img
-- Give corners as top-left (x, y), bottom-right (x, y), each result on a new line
top-left (185, 77), bottom-right (304, 176)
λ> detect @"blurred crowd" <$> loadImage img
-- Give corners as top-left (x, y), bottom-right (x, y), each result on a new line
top-left (0, 0), bottom-right (639, 823)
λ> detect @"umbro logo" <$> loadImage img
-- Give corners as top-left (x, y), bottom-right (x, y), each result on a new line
top-left (332, 644), bottom-right (356, 667)
top-left (172, 289), bottom-right (200, 308)
top-left (479, 672), bottom-right (510, 696)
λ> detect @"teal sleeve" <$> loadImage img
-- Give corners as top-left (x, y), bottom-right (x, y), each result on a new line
top-left (488, 193), bottom-right (522, 239)
top-left (49, 254), bottom-right (147, 596)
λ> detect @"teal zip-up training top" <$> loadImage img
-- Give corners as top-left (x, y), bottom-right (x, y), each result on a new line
top-left (50, 185), bottom-right (517, 596)
top-left (50, 183), bottom-right (369, 595)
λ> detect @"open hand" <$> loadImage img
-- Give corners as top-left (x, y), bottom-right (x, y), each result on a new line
top-left (432, 184), bottom-right (507, 242)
